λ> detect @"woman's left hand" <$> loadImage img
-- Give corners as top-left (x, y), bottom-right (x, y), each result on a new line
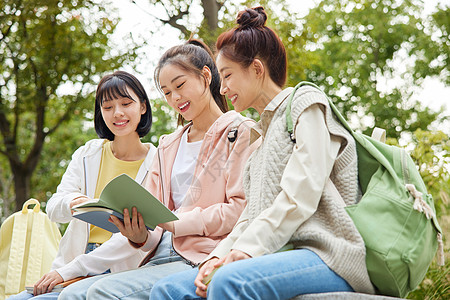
top-left (33, 270), bottom-right (63, 295)
top-left (217, 249), bottom-right (251, 266)
top-left (109, 207), bottom-right (148, 244)
top-left (158, 221), bottom-right (175, 233)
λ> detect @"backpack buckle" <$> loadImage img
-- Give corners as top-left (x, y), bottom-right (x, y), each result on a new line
top-left (228, 128), bottom-right (238, 142)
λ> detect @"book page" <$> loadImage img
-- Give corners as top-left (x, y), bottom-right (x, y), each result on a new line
top-left (76, 174), bottom-right (178, 229)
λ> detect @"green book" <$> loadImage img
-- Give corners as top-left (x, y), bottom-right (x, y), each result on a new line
top-left (72, 174), bottom-right (178, 233)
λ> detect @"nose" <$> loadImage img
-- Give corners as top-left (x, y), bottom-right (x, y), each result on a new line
top-left (220, 83), bottom-right (228, 95)
top-left (113, 105), bottom-right (124, 117)
top-left (171, 91), bottom-right (181, 101)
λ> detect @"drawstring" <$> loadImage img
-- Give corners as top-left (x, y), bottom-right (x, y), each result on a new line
top-left (406, 184), bottom-right (445, 266)
top-left (405, 184), bottom-right (435, 219)
top-left (437, 233), bottom-right (445, 266)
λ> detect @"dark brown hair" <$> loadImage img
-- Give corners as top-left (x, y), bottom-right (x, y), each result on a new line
top-left (154, 39), bottom-right (228, 126)
top-left (216, 6), bottom-right (287, 87)
top-left (95, 71), bottom-right (152, 140)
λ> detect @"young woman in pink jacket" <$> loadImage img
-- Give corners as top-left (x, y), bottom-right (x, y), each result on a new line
top-left (59, 39), bottom-right (259, 299)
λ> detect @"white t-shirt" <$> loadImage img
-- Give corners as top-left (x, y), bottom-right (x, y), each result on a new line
top-left (170, 128), bottom-right (203, 210)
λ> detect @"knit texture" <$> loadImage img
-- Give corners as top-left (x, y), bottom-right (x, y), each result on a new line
top-left (243, 86), bottom-right (375, 294)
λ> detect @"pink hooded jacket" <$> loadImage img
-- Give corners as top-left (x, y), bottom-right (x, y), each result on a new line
top-left (139, 111), bottom-right (259, 265)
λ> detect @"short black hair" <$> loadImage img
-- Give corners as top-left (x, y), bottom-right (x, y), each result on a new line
top-left (94, 71), bottom-right (152, 140)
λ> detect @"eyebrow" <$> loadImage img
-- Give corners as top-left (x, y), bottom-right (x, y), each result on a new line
top-left (160, 75), bottom-right (185, 89)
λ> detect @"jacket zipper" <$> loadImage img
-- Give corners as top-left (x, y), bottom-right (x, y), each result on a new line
top-left (171, 234), bottom-right (199, 267)
top-left (82, 157), bottom-right (90, 252)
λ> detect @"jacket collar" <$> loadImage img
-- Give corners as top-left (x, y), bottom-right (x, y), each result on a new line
top-left (250, 87), bottom-right (293, 144)
top-left (157, 111), bottom-right (243, 149)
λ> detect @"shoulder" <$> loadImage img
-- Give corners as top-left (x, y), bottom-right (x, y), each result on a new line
top-left (71, 138), bottom-right (106, 159)
top-left (290, 85), bottom-right (328, 111)
top-left (223, 111), bottom-right (255, 131)
top-left (143, 142), bottom-right (157, 159)
top-left (157, 125), bottom-right (188, 148)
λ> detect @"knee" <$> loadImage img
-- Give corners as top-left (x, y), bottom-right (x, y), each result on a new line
top-left (208, 264), bottom-right (242, 297)
top-left (150, 279), bottom-right (169, 299)
top-left (59, 284), bottom-right (81, 300)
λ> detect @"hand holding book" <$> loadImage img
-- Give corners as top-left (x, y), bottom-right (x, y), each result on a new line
top-left (109, 206), bottom-right (149, 246)
top-left (72, 174), bottom-right (178, 233)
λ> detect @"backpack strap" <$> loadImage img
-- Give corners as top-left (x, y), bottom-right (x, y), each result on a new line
top-left (371, 127), bottom-right (386, 143)
top-left (286, 81), bottom-right (354, 143)
top-left (5, 199), bottom-right (42, 294)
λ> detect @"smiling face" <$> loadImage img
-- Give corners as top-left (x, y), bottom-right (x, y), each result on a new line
top-left (159, 64), bottom-right (212, 123)
top-left (100, 87), bottom-right (146, 139)
top-left (216, 53), bottom-right (262, 113)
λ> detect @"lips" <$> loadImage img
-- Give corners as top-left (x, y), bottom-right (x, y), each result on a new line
top-left (178, 101), bottom-right (190, 113)
top-left (113, 120), bottom-right (129, 127)
top-left (230, 95), bottom-right (237, 105)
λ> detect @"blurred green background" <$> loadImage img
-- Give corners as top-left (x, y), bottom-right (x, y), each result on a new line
top-left (0, 0), bottom-right (448, 298)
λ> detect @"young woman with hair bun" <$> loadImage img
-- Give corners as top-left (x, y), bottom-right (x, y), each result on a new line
top-left (58, 39), bottom-right (258, 299)
top-left (150, 7), bottom-right (375, 300)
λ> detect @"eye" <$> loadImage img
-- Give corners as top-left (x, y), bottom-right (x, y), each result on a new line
top-left (177, 81), bottom-right (185, 89)
top-left (164, 91), bottom-right (171, 96)
top-left (224, 74), bottom-right (231, 79)
top-left (123, 101), bottom-right (133, 106)
top-left (102, 105), bottom-right (112, 110)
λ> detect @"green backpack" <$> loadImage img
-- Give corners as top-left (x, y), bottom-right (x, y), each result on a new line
top-left (286, 82), bottom-right (444, 298)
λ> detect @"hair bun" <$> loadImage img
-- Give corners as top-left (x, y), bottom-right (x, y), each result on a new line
top-left (237, 6), bottom-right (267, 29)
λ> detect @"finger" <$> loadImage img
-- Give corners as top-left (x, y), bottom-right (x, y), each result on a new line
top-left (214, 256), bottom-right (226, 267)
top-left (123, 208), bottom-right (132, 229)
top-left (47, 279), bottom-right (59, 292)
top-left (110, 215), bottom-right (126, 232)
top-left (131, 207), bottom-right (139, 228)
top-left (137, 212), bottom-right (145, 230)
top-left (195, 286), bottom-right (207, 298)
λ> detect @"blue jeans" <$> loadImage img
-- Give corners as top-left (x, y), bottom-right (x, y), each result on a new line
top-left (6, 243), bottom-right (105, 300)
top-left (59, 231), bottom-right (194, 299)
top-left (150, 249), bottom-right (354, 300)
top-left (6, 291), bottom-right (59, 300)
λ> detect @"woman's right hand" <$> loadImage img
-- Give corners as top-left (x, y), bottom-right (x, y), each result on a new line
top-left (110, 206), bottom-right (148, 245)
top-left (194, 257), bottom-right (220, 298)
top-left (69, 196), bottom-right (90, 215)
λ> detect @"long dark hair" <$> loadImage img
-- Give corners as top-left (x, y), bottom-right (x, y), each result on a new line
top-left (154, 39), bottom-right (228, 126)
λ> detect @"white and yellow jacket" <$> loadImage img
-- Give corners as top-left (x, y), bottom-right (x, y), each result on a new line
top-left (46, 139), bottom-right (156, 281)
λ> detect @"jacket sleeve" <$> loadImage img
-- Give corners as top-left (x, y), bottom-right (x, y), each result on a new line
top-left (173, 121), bottom-right (259, 237)
top-left (54, 233), bottom-right (146, 280)
top-left (231, 105), bottom-right (341, 257)
top-left (46, 145), bottom-right (88, 223)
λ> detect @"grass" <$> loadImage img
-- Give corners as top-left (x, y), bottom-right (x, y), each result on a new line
top-left (407, 214), bottom-right (449, 299)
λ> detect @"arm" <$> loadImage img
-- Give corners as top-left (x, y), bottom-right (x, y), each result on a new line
top-left (46, 145), bottom-right (89, 223)
top-left (172, 122), bottom-right (258, 237)
top-left (53, 232), bottom-right (146, 280)
top-left (231, 104), bottom-right (341, 257)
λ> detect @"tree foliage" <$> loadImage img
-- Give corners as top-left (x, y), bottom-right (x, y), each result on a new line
top-left (302, 0), bottom-right (444, 138)
top-left (0, 0), bottom-right (137, 212)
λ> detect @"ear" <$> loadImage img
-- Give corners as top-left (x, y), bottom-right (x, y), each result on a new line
top-left (140, 102), bottom-right (147, 115)
top-left (201, 66), bottom-right (212, 85)
top-left (252, 59), bottom-right (265, 78)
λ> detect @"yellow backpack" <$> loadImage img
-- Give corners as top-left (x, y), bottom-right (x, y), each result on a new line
top-left (0, 199), bottom-right (61, 299)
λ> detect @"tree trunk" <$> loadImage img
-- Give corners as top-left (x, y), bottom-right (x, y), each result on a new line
top-left (11, 163), bottom-right (32, 212)
top-left (201, 0), bottom-right (219, 31)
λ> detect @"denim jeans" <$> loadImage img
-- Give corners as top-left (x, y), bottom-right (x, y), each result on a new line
top-left (59, 231), bottom-right (194, 300)
top-left (6, 243), bottom-right (105, 300)
top-left (150, 249), bottom-right (354, 300)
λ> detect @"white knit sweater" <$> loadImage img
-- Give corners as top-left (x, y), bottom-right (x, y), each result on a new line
top-left (243, 86), bottom-right (375, 294)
